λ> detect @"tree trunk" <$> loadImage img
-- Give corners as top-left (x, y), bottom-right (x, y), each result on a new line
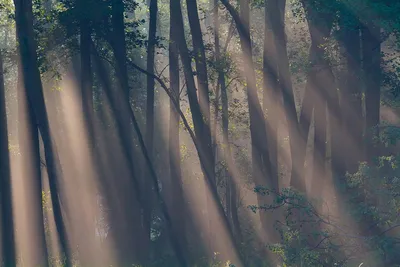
top-left (0, 44), bottom-right (17, 267)
top-left (362, 25), bottom-right (381, 161)
top-left (144, 0), bottom-right (158, 259)
top-left (16, 53), bottom-right (49, 267)
top-left (168, 3), bottom-right (188, 261)
top-left (220, 1), bottom-right (274, 260)
top-left (214, 0), bottom-right (242, 244)
top-left (185, 0), bottom-right (215, 253)
top-left (13, 1), bottom-right (71, 265)
top-left (263, 0), bottom-right (280, 192)
top-left (339, 15), bottom-right (363, 174)
top-left (108, 1), bottom-right (145, 263)
top-left (110, 0), bottom-right (130, 99)
top-left (301, 0), bottom-right (334, 197)
top-left (172, 1), bottom-right (242, 264)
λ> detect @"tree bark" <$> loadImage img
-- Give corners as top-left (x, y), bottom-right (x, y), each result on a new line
top-left (168, 3), bottom-right (188, 260)
top-left (339, 15), bottom-right (363, 174)
top-left (362, 25), bottom-right (381, 161)
top-left (172, 1), bottom-right (242, 264)
top-left (144, 0), bottom-right (158, 259)
top-left (0, 44), bottom-right (17, 267)
top-left (16, 53), bottom-right (49, 267)
top-left (14, 1), bottom-right (71, 265)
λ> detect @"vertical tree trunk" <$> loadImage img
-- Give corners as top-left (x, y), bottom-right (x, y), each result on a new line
top-left (0, 45), bottom-right (17, 267)
top-left (260, 0), bottom-right (281, 257)
top-left (111, 0), bottom-right (130, 99)
top-left (301, 0), bottom-right (334, 197)
top-left (108, 1), bottom-right (144, 262)
top-left (362, 25), bottom-right (381, 161)
top-left (14, 0), bottom-right (72, 266)
top-left (263, 0), bottom-right (280, 191)
top-left (168, 2), bottom-right (188, 260)
top-left (214, 0), bottom-right (242, 244)
top-left (339, 15), bottom-right (363, 174)
top-left (16, 53), bottom-right (49, 267)
top-left (144, 0), bottom-right (158, 259)
top-left (80, 10), bottom-right (94, 127)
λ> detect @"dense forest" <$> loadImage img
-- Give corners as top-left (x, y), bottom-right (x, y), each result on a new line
top-left (0, 0), bottom-right (400, 266)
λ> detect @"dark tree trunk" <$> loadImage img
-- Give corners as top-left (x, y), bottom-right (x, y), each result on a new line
top-left (144, 0), bottom-right (158, 259)
top-left (13, 1), bottom-right (71, 266)
top-left (168, 2), bottom-right (188, 261)
top-left (92, 42), bottom-right (188, 266)
top-left (185, 0), bottom-right (212, 165)
top-left (111, 0), bottom-right (130, 99)
top-left (220, 1), bottom-right (274, 260)
top-left (339, 15), bottom-right (363, 174)
top-left (16, 54), bottom-right (49, 267)
top-left (259, 0), bottom-right (281, 256)
top-left (80, 11), bottom-right (94, 128)
top-left (185, 0), bottom-right (215, 252)
top-left (108, 1), bottom-right (145, 263)
top-left (0, 45), bottom-right (17, 267)
top-left (214, 0), bottom-right (242, 244)
top-left (362, 25), bottom-right (381, 161)
top-left (92, 47), bottom-right (143, 265)
top-left (301, 0), bottom-right (334, 197)
top-left (263, 0), bottom-right (280, 192)
top-left (172, 1), bottom-right (242, 264)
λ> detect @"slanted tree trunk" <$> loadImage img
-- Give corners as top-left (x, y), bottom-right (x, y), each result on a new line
top-left (0, 44), bottom-right (17, 267)
top-left (172, 1), bottom-right (242, 264)
top-left (185, 0), bottom-right (215, 252)
top-left (220, 1), bottom-right (274, 260)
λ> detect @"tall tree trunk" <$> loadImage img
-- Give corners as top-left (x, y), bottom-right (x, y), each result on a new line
top-left (168, 3), bottom-right (188, 261)
top-left (185, 0), bottom-right (212, 165)
top-left (263, 0), bottom-right (280, 192)
top-left (362, 25), bottom-right (381, 161)
top-left (214, 0), bottom-right (242, 244)
top-left (301, 0), bottom-right (334, 197)
top-left (17, 54), bottom-right (49, 267)
top-left (92, 42), bottom-right (188, 266)
top-left (13, 1), bottom-right (71, 266)
top-left (92, 47), bottom-right (144, 265)
top-left (260, 0), bottom-right (281, 257)
top-left (172, 1), bottom-right (242, 264)
top-left (80, 9), bottom-right (94, 129)
top-left (185, 0), bottom-right (215, 253)
top-left (0, 45), bottom-right (17, 267)
top-left (111, 0), bottom-right (130, 99)
top-left (108, 0), bottom-right (144, 263)
top-left (144, 0), bottom-right (158, 259)
top-left (220, 1), bottom-right (274, 260)
top-left (339, 15), bottom-right (363, 174)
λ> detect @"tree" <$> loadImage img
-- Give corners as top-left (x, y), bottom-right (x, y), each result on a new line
top-left (13, 0), bottom-right (71, 265)
top-left (0, 40), bottom-right (16, 267)
top-left (144, 0), bottom-right (158, 258)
